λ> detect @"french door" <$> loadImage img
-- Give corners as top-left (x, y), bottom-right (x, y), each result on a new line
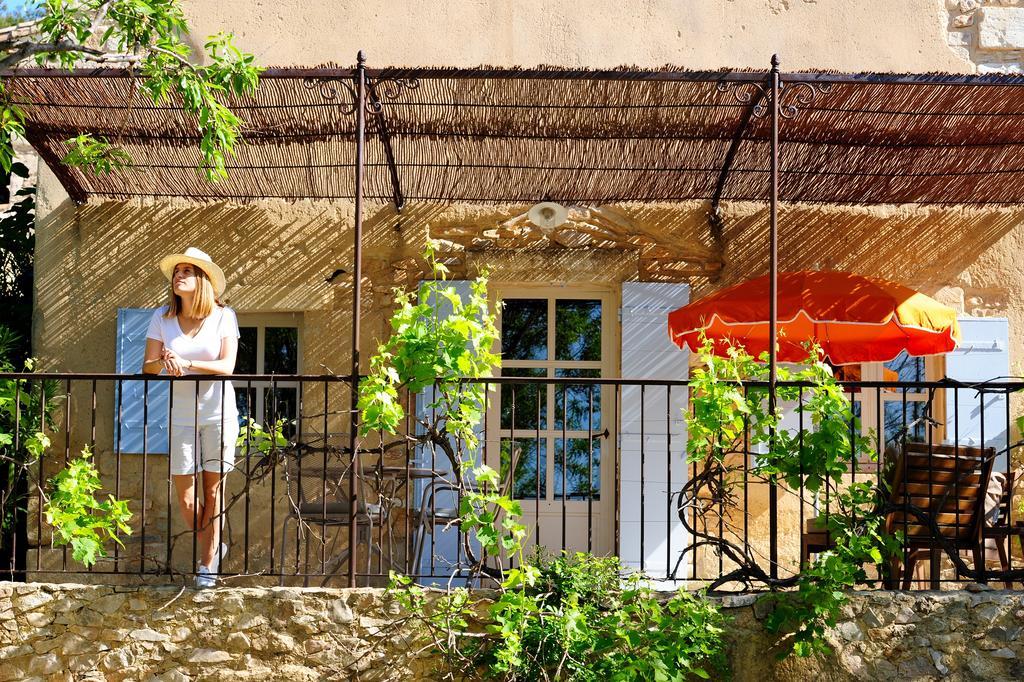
top-left (486, 285), bottom-right (616, 556)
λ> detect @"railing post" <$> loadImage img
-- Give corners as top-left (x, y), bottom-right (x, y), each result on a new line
top-left (768, 54), bottom-right (781, 581)
top-left (348, 50), bottom-right (367, 588)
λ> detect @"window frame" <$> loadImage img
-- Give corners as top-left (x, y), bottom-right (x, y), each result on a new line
top-left (234, 312), bottom-right (303, 428)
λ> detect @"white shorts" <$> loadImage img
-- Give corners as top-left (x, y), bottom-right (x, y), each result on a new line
top-left (169, 422), bottom-right (239, 476)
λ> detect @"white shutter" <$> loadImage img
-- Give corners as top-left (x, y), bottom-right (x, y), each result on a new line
top-left (114, 308), bottom-right (169, 454)
top-left (413, 281), bottom-right (481, 583)
top-left (619, 282), bottom-right (689, 585)
top-left (945, 317), bottom-right (1010, 468)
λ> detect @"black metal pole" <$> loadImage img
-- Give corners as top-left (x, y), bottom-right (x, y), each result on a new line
top-left (348, 50), bottom-right (367, 588)
top-left (768, 54), bottom-right (780, 581)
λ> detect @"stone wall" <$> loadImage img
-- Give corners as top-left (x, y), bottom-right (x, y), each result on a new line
top-left (3, 582), bottom-right (1024, 681)
top-left (947, 1), bottom-right (1024, 71)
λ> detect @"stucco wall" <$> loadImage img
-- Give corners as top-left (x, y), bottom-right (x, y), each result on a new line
top-left (183, 0), bottom-right (970, 73)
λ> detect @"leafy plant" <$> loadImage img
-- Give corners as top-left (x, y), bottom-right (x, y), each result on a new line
top-left (0, 0), bottom-right (263, 180)
top-left (682, 337), bottom-right (901, 658)
top-left (236, 416), bottom-right (290, 455)
top-left (1, 326), bottom-right (55, 567)
top-left (359, 238), bottom-right (499, 453)
top-left (45, 446), bottom-right (132, 566)
top-left (389, 553), bottom-right (730, 682)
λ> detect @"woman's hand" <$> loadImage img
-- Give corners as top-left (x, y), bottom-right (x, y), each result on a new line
top-left (161, 348), bottom-right (190, 376)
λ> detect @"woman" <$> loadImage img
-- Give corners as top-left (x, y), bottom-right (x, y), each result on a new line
top-left (142, 247), bottom-right (239, 588)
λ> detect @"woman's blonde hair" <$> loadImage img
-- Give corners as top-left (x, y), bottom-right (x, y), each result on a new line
top-left (165, 265), bottom-right (222, 319)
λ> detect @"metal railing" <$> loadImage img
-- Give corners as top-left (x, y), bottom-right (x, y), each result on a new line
top-left (0, 372), bottom-right (1020, 590)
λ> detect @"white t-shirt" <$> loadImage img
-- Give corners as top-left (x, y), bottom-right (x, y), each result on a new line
top-left (146, 306), bottom-right (240, 426)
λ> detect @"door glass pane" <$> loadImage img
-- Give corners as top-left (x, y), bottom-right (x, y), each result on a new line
top-left (883, 351), bottom-right (926, 392)
top-left (264, 386), bottom-right (298, 438)
top-left (501, 299), bottom-right (547, 361)
top-left (265, 327), bottom-right (299, 374)
top-left (555, 299), bottom-right (601, 361)
top-left (500, 438), bottom-right (546, 500)
top-left (235, 386), bottom-right (257, 426)
top-left (500, 368), bottom-right (547, 430)
top-left (237, 327), bottom-right (257, 374)
top-left (555, 368), bottom-right (600, 431)
top-left (555, 439), bottom-right (600, 500)
top-left (884, 400), bottom-right (927, 446)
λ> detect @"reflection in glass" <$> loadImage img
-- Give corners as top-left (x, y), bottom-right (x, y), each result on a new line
top-left (265, 327), bottom-right (299, 374)
top-left (884, 400), bottom-right (926, 446)
top-left (555, 368), bottom-right (600, 431)
top-left (264, 386), bottom-right (298, 438)
top-left (883, 351), bottom-right (925, 385)
top-left (555, 439), bottom-right (600, 500)
top-left (500, 438), bottom-right (546, 499)
top-left (236, 387), bottom-right (256, 424)
top-left (500, 368), bottom-right (547, 430)
top-left (237, 327), bottom-right (257, 374)
top-left (555, 300), bottom-right (602, 361)
top-left (501, 299), bottom-right (547, 361)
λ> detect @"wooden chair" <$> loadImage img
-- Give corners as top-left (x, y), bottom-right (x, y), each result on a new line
top-left (886, 442), bottom-right (995, 590)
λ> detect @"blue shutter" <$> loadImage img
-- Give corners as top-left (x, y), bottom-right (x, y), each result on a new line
top-left (945, 317), bottom-right (1010, 469)
top-left (114, 308), bottom-right (169, 454)
top-left (413, 281), bottom-right (481, 583)
top-left (619, 282), bottom-right (690, 584)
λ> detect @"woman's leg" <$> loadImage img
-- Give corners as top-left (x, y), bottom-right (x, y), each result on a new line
top-left (198, 470), bottom-right (225, 569)
top-left (172, 474), bottom-right (204, 532)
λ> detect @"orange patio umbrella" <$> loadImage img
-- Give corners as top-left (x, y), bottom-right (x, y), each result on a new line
top-left (667, 271), bottom-right (960, 365)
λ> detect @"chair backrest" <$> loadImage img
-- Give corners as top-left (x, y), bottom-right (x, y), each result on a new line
top-left (886, 442), bottom-right (995, 549)
top-left (282, 432), bottom-right (355, 513)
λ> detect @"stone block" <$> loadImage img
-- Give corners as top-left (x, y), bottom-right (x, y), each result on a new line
top-left (15, 591), bottom-right (54, 613)
top-left (24, 611), bottom-right (54, 628)
top-left (90, 594), bottom-right (128, 615)
top-left (130, 628), bottom-right (170, 642)
top-left (836, 621), bottom-right (865, 642)
top-left (895, 606), bottom-right (920, 624)
top-left (187, 648), bottom-right (232, 663)
top-left (28, 652), bottom-right (61, 675)
top-left (100, 649), bottom-right (135, 672)
top-left (977, 62), bottom-right (1024, 74)
top-left (226, 632), bottom-right (251, 652)
top-left (979, 8), bottom-right (1024, 50)
top-left (331, 600), bottom-right (355, 624)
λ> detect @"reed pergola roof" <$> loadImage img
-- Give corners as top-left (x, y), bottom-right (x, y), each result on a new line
top-left (6, 65), bottom-right (1024, 206)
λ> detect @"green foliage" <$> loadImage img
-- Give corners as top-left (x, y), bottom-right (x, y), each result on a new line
top-left (358, 239), bottom-right (500, 449)
top-left (45, 446), bottom-right (132, 567)
top-left (390, 554), bottom-right (730, 682)
top-left (1, 0), bottom-right (263, 180)
top-left (0, 176), bottom-right (35, 361)
top-left (459, 463), bottom-right (527, 561)
top-left (759, 480), bottom-right (902, 657)
top-left (686, 338), bottom-right (901, 658)
top-left (62, 134), bottom-right (132, 174)
top-left (236, 416), bottom-right (290, 455)
top-left (0, 327), bottom-right (53, 475)
top-left (0, 326), bottom-right (134, 569)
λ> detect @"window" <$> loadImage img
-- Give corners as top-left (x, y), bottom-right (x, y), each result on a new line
top-left (234, 313), bottom-right (302, 435)
top-left (839, 351), bottom-right (943, 453)
top-left (496, 293), bottom-right (611, 501)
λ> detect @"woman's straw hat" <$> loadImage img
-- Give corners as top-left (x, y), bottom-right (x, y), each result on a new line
top-left (159, 247), bottom-right (227, 296)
